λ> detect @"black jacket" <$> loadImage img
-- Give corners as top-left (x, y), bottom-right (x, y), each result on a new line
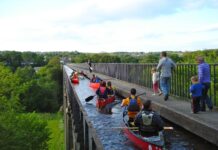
top-left (134, 109), bottom-right (164, 136)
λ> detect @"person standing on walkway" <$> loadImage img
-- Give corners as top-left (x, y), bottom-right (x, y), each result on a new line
top-left (151, 67), bottom-right (162, 96)
top-left (157, 51), bottom-right (176, 101)
top-left (88, 59), bottom-right (93, 73)
top-left (189, 76), bottom-right (204, 113)
top-left (196, 56), bottom-right (213, 111)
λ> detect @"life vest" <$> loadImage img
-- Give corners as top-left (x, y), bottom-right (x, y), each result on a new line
top-left (127, 96), bottom-right (140, 112)
top-left (140, 111), bottom-right (156, 133)
top-left (107, 86), bottom-right (114, 95)
top-left (142, 111), bottom-right (153, 126)
top-left (98, 87), bottom-right (107, 99)
top-left (91, 77), bottom-right (96, 83)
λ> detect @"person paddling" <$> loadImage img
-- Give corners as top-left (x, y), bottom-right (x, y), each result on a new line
top-left (91, 74), bottom-right (97, 83)
top-left (134, 100), bottom-right (164, 137)
top-left (121, 88), bottom-right (142, 125)
top-left (96, 81), bottom-right (108, 99)
top-left (107, 81), bottom-right (115, 97)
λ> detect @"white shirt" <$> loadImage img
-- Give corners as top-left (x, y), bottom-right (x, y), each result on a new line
top-left (152, 72), bottom-right (160, 84)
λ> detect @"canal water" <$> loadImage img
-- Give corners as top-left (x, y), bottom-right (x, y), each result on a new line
top-left (65, 66), bottom-right (217, 150)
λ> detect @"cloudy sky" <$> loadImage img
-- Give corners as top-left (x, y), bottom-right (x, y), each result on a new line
top-left (0, 0), bottom-right (218, 53)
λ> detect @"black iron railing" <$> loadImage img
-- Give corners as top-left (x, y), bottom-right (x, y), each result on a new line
top-left (71, 63), bottom-right (218, 106)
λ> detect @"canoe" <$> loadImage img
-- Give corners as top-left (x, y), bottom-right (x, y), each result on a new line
top-left (96, 95), bottom-right (115, 109)
top-left (72, 78), bottom-right (79, 84)
top-left (123, 110), bottom-right (165, 150)
top-left (89, 82), bottom-right (100, 89)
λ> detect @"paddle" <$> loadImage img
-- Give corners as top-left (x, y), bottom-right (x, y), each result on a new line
top-left (85, 95), bottom-right (96, 102)
top-left (111, 126), bottom-right (173, 130)
top-left (135, 92), bottom-right (146, 97)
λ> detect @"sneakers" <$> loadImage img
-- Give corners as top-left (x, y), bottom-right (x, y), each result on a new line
top-left (164, 94), bottom-right (169, 101)
top-left (152, 93), bottom-right (156, 96)
top-left (158, 92), bottom-right (163, 96)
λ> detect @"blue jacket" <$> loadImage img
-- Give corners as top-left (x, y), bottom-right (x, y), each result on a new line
top-left (190, 83), bottom-right (204, 97)
top-left (198, 62), bottom-right (210, 83)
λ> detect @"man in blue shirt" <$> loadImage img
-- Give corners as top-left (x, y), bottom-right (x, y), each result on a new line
top-left (197, 56), bottom-right (213, 111)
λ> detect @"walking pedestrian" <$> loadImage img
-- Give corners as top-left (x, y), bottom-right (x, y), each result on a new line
top-left (157, 51), bottom-right (176, 101)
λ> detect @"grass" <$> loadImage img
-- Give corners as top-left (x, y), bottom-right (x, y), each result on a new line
top-left (39, 113), bottom-right (65, 150)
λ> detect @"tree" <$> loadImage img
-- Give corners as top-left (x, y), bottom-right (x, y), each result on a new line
top-left (2, 51), bottom-right (22, 71)
top-left (15, 66), bottom-right (36, 83)
top-left (119, 55), bottom-right (139, 63)
top-left (0, 112), bottom-right (50, 150)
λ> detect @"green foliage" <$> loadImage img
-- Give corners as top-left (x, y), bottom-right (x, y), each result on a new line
top-left (139, 53), bottom-right (159, 63)
top-left (0, 64), bottom-right (22, 112)
top-left (15, 66), bottom-right (36, 83)
top-left (35, 56), bottom-right (63, 111)
top-left (0, 51), bottom-right (46, 70)
top-left (0, 53), bottom-right (63, 149)
top-left (45, 113), bottom-right (64, 150)
top-left (182, 49), bottom-right (218, 63)
top-left (0, 112), bottom-right (50, 150)
top-left (71, 53), bottom-right (89, 63)
top-left (1, 51), bottom-right (22, 71)
top-left (119, 55), bottom-right (139, 63)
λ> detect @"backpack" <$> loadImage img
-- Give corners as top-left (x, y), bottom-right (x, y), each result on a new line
top-left (127, 97), bottom-right (140, 111)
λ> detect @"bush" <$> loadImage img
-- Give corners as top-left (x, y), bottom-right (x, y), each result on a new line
top-left (0, 112), bottom-right (50, 150)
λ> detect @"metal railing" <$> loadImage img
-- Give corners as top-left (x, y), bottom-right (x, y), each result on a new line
top-left (71, 63), bottom-right (218, 106)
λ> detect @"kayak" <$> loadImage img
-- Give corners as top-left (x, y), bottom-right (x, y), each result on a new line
top-left (89, 82), bottom-right (100, 89)
top-left (96, 95), bottom-right (115, 109)
top-left (123, 110), bottom-right (165, 150)
top-left (72, 78), bottom-right (79, 84)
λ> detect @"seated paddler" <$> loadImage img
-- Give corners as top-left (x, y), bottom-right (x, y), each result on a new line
top-left (96, 81), bottom-right (108, 100)
top-left (91, 74), bottom-right (97, 83)
top-left (134, 100), bottom-right (164, 137)
top-left (71, 71), bottom-right (78, 80)
top-left (106, 81), bottom-right (115, 97)
top-left (121, 88), bottom-right (142, 124)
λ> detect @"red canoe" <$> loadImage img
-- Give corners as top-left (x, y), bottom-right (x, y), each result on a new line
top-left (123, 111), bottom-right (165, 150)
top-left (96, 96), bottom-right (115, 109)
top-left (72, 78), bottom-right (79, 84)
top-left (89, 82), bottom-right (100, 89)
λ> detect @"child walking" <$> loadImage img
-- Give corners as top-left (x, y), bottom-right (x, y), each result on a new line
top-left (190, 76), bottom-right (204, 113)
top-left (151, 67), bottom-right (162, 96)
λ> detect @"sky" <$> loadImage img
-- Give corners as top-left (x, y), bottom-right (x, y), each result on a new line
top-left (0, 0), bottom-right (218, 53)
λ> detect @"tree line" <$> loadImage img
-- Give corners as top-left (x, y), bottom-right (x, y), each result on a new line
top-left (0, 52), bottom-right (63, 150)
top-left (69, 49), bottom-right (218, 64)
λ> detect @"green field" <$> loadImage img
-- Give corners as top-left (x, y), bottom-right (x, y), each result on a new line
top-left (40, 113), bottom-right (65, 150)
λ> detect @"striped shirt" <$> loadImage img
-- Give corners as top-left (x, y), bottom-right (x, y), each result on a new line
top-left (198, 62), bottom-right (210, 83)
